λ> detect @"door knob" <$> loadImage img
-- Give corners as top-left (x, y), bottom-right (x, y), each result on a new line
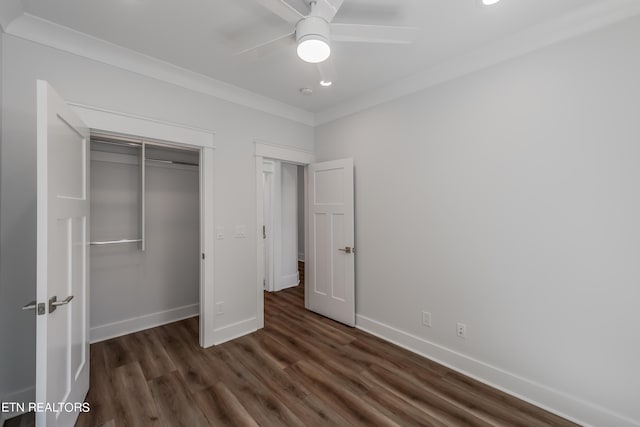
top-left (49, 295), bottom-right (74, 313)
top-left (23, 300), bottom-right (46, 315)
top-left (338, 246), bottom-right (354, 254)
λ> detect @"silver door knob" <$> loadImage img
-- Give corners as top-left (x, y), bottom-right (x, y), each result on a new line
top-left (23, 300), bottom-right (46, 315)
top-left (338, 246), bottom-right (354, 254)
top-left (49, 295), bottom-right (74, 313)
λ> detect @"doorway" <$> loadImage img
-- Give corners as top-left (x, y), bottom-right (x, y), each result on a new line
top-left (255, 142), bottom-right (314, 328)
top-left (262, 160), bottom-right (305, 293)
top-left (89, 133), bottom-right (202, 345)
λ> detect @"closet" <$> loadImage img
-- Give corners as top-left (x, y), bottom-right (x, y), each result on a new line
top-left (89, 134), bottom-right (200, 342)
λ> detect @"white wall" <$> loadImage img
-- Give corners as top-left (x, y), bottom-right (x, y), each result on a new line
top-left (0, 34), bottom-right (313, 404)
top-left (315, 16), bottom-right (640, 427)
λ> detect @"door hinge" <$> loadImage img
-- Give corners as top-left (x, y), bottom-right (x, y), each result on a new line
top-left (263, 225), bottom-right (266, 239)
top-left (202, 253), bottom-right (205, 260)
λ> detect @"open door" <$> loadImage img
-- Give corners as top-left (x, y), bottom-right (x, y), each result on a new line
top-left (307, 158), bottom-right (355, 326)
top-left (34, 80), bottom-right (90, 426)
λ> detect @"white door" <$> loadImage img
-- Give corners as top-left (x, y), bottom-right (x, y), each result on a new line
top-left (307, 159), bottom-right (355, 326)
top-left (36, 80), bottom-right (90, 426)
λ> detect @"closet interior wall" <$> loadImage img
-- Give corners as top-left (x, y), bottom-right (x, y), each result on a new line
top-left (89, 136), bottom-right (200, 342)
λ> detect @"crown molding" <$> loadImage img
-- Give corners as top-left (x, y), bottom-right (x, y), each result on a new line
top-left (4, 13), bottom-right (316, 126)
top-left (5, 1), bottom-right (639, 128)
top-left (315, 0), bottom-right (640, 125)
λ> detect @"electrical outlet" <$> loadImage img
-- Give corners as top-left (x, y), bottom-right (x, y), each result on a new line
top-left (216, 302), bottom-right (224, 315)
top-left (456, 322), bottom-right (467, 338)
top-left (422, 311), bottom-right (432, 327)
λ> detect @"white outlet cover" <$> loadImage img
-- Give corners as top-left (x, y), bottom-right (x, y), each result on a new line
top-left (457, 322), bottom-right (467, 338)
top-left (422, 311), bottom-right (432, 327)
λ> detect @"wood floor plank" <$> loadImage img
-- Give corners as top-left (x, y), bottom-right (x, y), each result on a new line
top-left (62, 278), bottom-right (580, 427)
top-left (193, 382), bottom-right (260, 427)
top-left (205, 345), bottom-right (305, 427)
top-left (363, 363), bottom-right (495, 426)
top-left (225, 338), bottom-right (351, 427)
top-left (122, 328), bottom-right (176, 381)
top-left (225, 336), bottom-right (310, 400)
top-left (112, 362), bottom-right (163, 426)
top-left (286, 359), bottom-right (400, 427)
top-left (148, 371), bottom-right (209, 427)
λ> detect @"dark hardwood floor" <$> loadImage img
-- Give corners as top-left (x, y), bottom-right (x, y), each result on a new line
top-left (8, 262), bottom-right (578, 426)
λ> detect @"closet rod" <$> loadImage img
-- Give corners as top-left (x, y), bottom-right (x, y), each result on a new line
top-left (91, 139), bottom-right (141, 148)
top-left (90, 239), bottom-right (143, 246)
top-left (146, 158), bottom-right (199, 167)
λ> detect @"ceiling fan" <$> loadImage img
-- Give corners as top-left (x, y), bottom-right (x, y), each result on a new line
top-left (238, 0), bottom-right (418, 66)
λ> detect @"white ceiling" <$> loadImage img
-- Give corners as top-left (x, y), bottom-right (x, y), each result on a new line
top-left (12, 0), bottom-right (617, 112)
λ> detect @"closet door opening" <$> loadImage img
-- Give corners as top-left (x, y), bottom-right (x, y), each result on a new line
top-left (89, 134), bottom-right (201, 345)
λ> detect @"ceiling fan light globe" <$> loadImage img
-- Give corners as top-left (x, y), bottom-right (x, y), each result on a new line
top-left (297, 36), bottom-right (331, 63)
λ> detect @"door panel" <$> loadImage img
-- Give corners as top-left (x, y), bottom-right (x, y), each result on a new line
top-left (37, 80), bottom-right (90, 427)
top-left (308, 159), bottom-right (355, 326)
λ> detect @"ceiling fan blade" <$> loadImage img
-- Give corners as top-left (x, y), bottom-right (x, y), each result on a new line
top-left (331, 23), bottom-right (418, 44)
top-left (312, 0), bottom-right (344, 23)
top-left (254, 0), bottom-right (304, 25)
top-left (235, 31), bottom-right (296, 57)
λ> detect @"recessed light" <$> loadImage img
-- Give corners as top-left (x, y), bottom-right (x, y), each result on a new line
top-left (320, 80), bottom-right (332, 87)
top-left (299, 87), bottom-right (313, 95)
top-left (482, 0), bottom-right (501, 5)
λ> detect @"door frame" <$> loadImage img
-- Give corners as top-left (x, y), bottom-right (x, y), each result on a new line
top-left (69, 103), bottom-right (217, 347)
top-left (255, 141), bottom-right (314, 329)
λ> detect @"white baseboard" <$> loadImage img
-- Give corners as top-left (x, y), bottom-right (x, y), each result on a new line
top-left (90, 304), bottom-right (199, 343)
top-left (355, 314), bottom-right (639, 427)
top-left (1, 386), bottom-right (35, 423)
top-left (213, 317), bottom-right (257, 345)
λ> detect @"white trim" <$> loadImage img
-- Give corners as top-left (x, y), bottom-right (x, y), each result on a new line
top-left (74, 103), bottom-right (217, 348)
top-left (200, 147), bottom-right (216, 348)
top-left (355, 314), bottom-right (640, 427)
top-left (213, 317), bottom-right (257, 345)
top-left (4, 14), bottom-right (314, 126)
top-left (90, 304), bottom-right (199, 343)
top-left (0, 386), bottom-right (35, 422)
top-left (256, 144), bottom-right (314, 329)
top-left (70, 103), bottom-right (215, 149)
top-left (255, 141), bottom-right (315, 165)
top-left (315, 0), bottom-right (640, 125)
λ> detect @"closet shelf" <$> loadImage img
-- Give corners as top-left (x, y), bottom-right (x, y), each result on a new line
top-left (90, 238), bottom-right (143, 246)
